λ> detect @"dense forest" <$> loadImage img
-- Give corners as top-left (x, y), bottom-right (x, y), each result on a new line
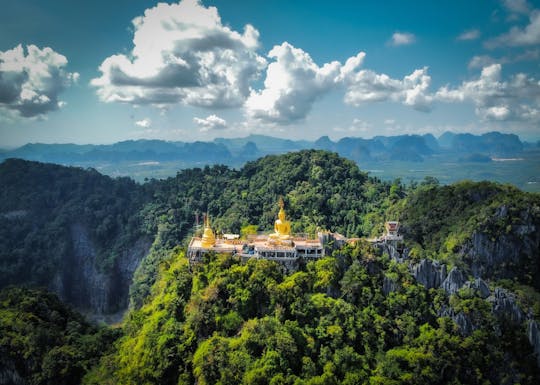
top-left (1, 151), bottom-right (539, 384)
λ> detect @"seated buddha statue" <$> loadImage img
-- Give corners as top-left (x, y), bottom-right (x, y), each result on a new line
top-left (269, 198), bottom-right (292, 244)
top-left (201, 214), bottom-right (216, 248)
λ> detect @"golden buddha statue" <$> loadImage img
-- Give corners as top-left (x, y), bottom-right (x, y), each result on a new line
top-left (201, 213), bottom-right (216, 248)
top-left (269, 198), bottom-right (291, 244)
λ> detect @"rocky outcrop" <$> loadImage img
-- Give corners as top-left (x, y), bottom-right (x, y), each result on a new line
top-left (438, 305), bottom-right (476, 336)
top-left (441, 267), bottom-right (466, 295)
top-left (463, 278), bottom-right (491, 298)
top-left (0, 366), bottom-right (24, 385)
top-left (462, 205), bottom-right (540, 287)
top-left (383, 276), bottom-right (398, 295)
top-left (527, 320), bottom-right (540, 367)
top-left (50, 223), bottom-right (150, 317)
top-left (488, 287), bottom-right (525, 325)
top-left (410, 259), bottom-right (447, 289)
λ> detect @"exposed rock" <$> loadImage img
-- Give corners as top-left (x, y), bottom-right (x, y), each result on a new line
top-left (381, 243), bottom-right (407, 263)
top-left (462, 206), bottom-right (540, 287)
top-left (488, 287), bottom-right (524, 325)
top-left (410, 259), bottom-right (447, 289)
top-left (527, 320), bottom-right (540, 368)
top-left (438, 305), bottom-right (475, 336)
top-left (441, 266), bottom-right (466, 295)
top-left (49, 223), bottom-right (151, 317)
top-left (463, 278), bottom-right (491, 299)
top-left (383, 276), bottom-right (397, 295)
top-left (0, 367), bottom-right (25, 385)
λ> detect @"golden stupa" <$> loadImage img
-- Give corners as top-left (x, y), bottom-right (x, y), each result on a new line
top-left (201, 213), bottom-right (216, 248)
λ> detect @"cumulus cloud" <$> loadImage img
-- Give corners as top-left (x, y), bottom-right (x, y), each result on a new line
top-left (91, 0), bottom-right (266, 108)
top-left (246, 42), bottom-right (435, 124)
top-left (194, 114), bottom-right (227, 131)
top-left (436, 63), bottom-right (540, 122)
top-left (390, 32), bottom-right (416, 46)
top-left (486, 10), bottom-right (540, 47)
top-left (0, 44), bottom-right (78, 119)
top-left (457, 29), bottom-right (481, 41)
top-left (135, 118), bottom-right (151, 128)
top-left (502, 0), bottom-right (531, 15)
top-left (344, 67), bottom-right (433, 111)
top-left (245, 42), bottom-right (365, 124)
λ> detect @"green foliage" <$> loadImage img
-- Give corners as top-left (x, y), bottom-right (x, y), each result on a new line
top-left (398, 180), bottom-right (540, 285)
top-left (0, 159), bottom-right (149, 290)
top-left (0, 287), bottom-right (119, 385)
top-left (86, 242), bottom-right (540, 384)
top-left (130, 150), bottom-right (395, 308)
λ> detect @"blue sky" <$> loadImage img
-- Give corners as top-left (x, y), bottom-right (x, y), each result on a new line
top-left (1, 0), bottom-right (539, 147)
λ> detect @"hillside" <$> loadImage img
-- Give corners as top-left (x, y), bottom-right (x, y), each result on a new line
top-left (0, 159), bottom-right (151, 316)
top-left (0, 152), bottom-right (395, 315)
top-left (1, 152), bottom-right (540, 384)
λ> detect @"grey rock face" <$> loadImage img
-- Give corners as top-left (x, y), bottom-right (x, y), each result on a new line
top-left (463, 206), bottom-right (539, 283)
top-left (50, 223), bottom-right (151, 316)
top-left (463, 278), bottom-right (491, 299)
top-left (527, 320), bottom-right (540, 367)
top-left (488, 287), bottom-right (525, 325)
top-left (383, 276), bottom-right (397, 295)
top-left (438, 305), bottom-right (475, 336)
top-left (0, 368), bottom-right (25, 385)
top-left (441, 267), bottom-right (466, 295)
top-left (410, 259), bottom-right (447, 289)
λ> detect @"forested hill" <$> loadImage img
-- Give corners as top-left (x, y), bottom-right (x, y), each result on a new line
top-left (0, 152), bottom-right (396, 314)
top-left (0, 158), bottom-right (151, 315)
top-left (1, 152), bottom-right (540, 384)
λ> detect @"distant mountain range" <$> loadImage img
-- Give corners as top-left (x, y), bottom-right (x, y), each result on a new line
top-left (0, 131), bottom-right (533, 166)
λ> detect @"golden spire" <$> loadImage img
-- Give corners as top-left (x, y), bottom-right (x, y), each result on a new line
top-left (201, 212), bottom-right (215, 248)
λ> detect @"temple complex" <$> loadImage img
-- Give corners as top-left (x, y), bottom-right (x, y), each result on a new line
top-left (187, 198), bottom-right (403, 269)
top-left (187, 199), bottom-right (324, 268)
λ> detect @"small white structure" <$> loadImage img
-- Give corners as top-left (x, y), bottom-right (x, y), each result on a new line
top-left (382, 221), bottom-right (403, 242)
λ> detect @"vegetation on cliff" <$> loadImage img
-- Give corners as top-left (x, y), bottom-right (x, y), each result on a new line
top-left (85, 244), bottom-right (540, 385)
top-left (1, 151), bottom-right (539, 384)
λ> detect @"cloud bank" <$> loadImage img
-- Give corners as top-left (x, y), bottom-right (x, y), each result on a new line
top-left (436, 63), bottom-right (540, 122)
top-left (89, 0), bottom-right (540, 130)
top-left (0, 44), bottom-right (78, 119)
top-left (91, 0), bottom-right (266, 108)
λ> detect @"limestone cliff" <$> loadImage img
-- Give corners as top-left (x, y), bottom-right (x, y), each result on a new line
top-left (50, 223), bottom-right (150, 317)
top-left (462, 205), bottom-right (540, 287)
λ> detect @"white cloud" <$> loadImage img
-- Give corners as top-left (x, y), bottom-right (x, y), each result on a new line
top-left (91, 0), bottom-right (266, 109)
top-left (468, 55), bottom-right (499, 69)
top-left (246, 42), bottom-right (435, 124)
top-left (486, 10), bottom-right (540, 47)
top-left (0, 44), bottom-right (77, 119)
top-left (457, 29), bottom-right (481, 41)
top-left (344, 67), bottom-right (433, 111)
top-left (390, 32), bottom-right (416, 46)
top-left (194, 114), bottom-right (227, 131)
top-left (135, 118), bottom-right (151, 128)
top-left (436, 63), bottom-right (540, 122)
top-left (245, 42), bottom-right (365, 124)
top-left (468, 49), bottom-right (539, 69)
top-left (502, 0), bottom-right (531, 15)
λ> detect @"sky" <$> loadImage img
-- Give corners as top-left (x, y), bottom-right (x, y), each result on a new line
top-left (0, 0), bottom-right (539, 147)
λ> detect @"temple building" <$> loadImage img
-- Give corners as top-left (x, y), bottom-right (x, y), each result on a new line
top-left (187, 198), bottom-right (324, 268)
